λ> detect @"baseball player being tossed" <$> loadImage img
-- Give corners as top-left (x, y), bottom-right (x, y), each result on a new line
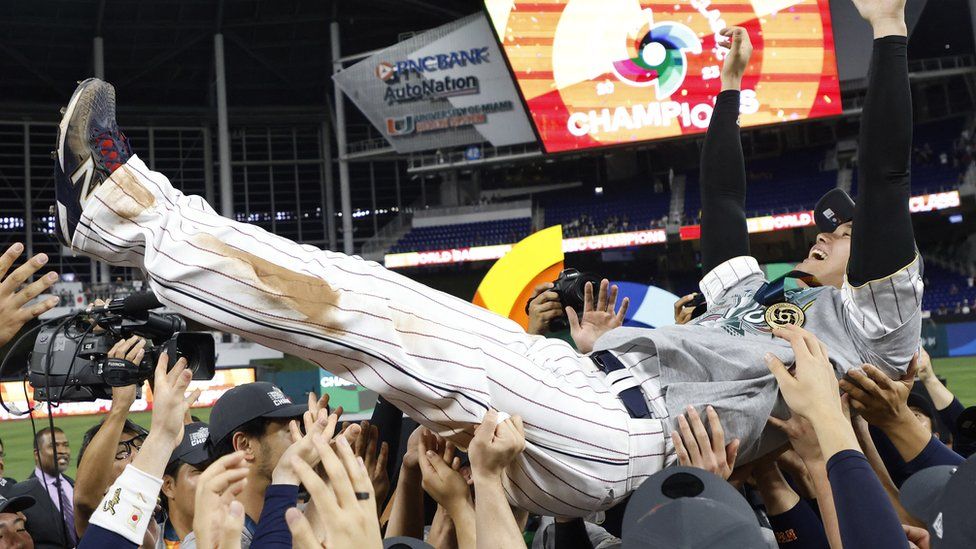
top-left (48, 0), bottom-right (919, 517)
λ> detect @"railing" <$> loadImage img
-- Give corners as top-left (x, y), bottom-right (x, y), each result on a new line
top-left (361, 210), bottom-right (414, 259)
top-left (413, 200), bottom-right (532, 221)
top-left (406, 142), bottom-right (543, 173)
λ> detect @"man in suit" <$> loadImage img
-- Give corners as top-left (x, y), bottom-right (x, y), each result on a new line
top-left (9, 427), bottom-right (75, 548)
top-left (0, 437), bottom-right (17, 498)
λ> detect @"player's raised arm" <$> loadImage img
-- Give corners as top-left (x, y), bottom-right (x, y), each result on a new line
top-left (699, 27), bottom-right (753, 274)
top-left (848, 0), bottom-right (914, 285)
top-left (840, 0), bottom-right (921, 376)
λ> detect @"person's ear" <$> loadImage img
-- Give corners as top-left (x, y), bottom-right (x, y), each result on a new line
top-left (161, 475), bottom-right (177, 500)
top-left (232, 432), bottom-right (256, 462)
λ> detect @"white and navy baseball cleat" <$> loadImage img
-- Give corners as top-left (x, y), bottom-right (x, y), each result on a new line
top-left (52, 77), bottom-right (131, 248)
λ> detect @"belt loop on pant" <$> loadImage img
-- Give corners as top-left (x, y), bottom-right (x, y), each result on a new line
top-left (591, 350), bottom-right (651, 419)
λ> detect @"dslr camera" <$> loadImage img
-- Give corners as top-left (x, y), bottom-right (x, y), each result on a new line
top-left (29, 293), bottom-right (216, 402)
top-left (546, 268), bottom-right (603, 331)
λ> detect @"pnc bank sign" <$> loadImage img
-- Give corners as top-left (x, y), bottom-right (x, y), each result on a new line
top-left (376, 47), bottom-right (491, 82)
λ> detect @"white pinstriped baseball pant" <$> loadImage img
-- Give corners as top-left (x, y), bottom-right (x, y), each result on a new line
top-left (72, 155), bottom-right (667, 517)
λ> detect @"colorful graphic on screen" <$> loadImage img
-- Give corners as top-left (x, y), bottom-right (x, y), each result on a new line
top-left (485, 0), bottom-right (843, 153)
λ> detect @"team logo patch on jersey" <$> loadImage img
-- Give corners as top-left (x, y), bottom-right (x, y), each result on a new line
top-left (765, 302), bottom-right (806, 329)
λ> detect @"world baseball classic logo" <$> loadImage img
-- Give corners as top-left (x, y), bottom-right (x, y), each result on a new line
top-left (611, 18), bottom-right (701, 99)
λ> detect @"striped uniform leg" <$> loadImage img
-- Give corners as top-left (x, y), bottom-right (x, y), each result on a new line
top-left (73, 155), bottom-right (666, 516)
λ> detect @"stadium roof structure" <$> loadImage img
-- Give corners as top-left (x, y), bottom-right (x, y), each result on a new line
top-left (0, 0), bottom-right (484, 117)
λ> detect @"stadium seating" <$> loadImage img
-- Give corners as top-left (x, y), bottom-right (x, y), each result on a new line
top-left (389, 218), bottom-right (533, 253)
top-left (541, 188), bottom-right (671, 235)
top-left (921, 262), bottom-right (976, 314)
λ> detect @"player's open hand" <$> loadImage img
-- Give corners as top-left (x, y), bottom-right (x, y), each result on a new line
top-left (149, 353), bottom-right (200, 446)
top-left (527, 282), bottom-right (562, 335)
top-left (672, 405), bottom-right (740, 480)
top-left (419, 435), bottom-right (472, 514)
top-left (673, 293), bottom-right (698, 325)
top-left (765, 325), bottom-right (842, 420)
top-left (469, 409), bottom-right (526, 481)
top-left (285, 433), bottom-right (383, 549)
top-left (567, 279), bottom-right (629, 354)
top-left (350, 420), bottom-right (390, 508)
top-left (193, 452), bottom-right (250, 549)
top-left (851, 0), bottom-right (907, 33)
top-left (718, 27), bottom-right (753, 90)
top-left (0, 243), bottom-right (59, 347)
top-left (839, 356), bottom-right (917, 430)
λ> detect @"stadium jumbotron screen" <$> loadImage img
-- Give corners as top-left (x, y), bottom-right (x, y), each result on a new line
top-left (484, 0), bottom-right (844, 153)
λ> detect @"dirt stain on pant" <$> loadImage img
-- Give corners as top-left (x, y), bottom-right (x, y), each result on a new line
top-left (194, 233), bottom-right (343, 334)
top-left (104, 165), bottom-right (156, 219)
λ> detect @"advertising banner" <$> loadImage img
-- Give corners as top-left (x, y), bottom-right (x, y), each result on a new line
top-left (485, 0), bottom-right (844, 153)
top-left (333, 13), bottom-right (536, 153)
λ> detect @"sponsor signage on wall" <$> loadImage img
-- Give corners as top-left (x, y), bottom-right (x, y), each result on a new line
top-left (333, 13), bottom-right (536, 153)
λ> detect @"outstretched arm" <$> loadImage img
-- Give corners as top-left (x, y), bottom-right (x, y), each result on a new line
top-left (700, 27), bottom-right (752, 274)
top-left (848, 1), bottom-right (914, 285)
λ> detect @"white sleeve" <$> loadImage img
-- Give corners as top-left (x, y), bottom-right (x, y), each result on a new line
top-left (87, 464), bottom-right (163, 546)
top-left (842, 254), bottom-right (924, 375)
top-left (699, 256), bottom-right (765, 305)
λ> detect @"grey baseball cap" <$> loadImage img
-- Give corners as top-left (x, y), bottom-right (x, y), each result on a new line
top-left (900, 454), bottom-right (976, 548)
top-left (0, 494), bottom-right (34, 514)
top-left (384, 538), bottom-right (434, 549)
top-left (622, 467), bottom-right (769, 548)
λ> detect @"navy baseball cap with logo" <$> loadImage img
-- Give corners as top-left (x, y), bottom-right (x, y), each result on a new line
top-left (622, 467), bottom-right (773, 548)
top-left (209, 382), bottom-right (308, 446)
top-left (814, 188), bottom-right (856, 233)
top-left (168, 422), bottom-right (212, 468)
top-left (0, 494), bottom-right (34, 514)
top-left (900, 454), bottom-right (976, 548)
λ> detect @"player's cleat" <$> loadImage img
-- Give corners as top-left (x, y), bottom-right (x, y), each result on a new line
top-left (52, 78), bottom-right (131, 248)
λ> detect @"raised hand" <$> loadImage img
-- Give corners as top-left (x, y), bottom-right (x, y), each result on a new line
top-left (0, 243), bottom-right (59, 347)
top-left (851, 0), bottom-right (908, 37)
top-left (108, 335), bottom-right (147, 412)
top-left (148, 353), bottom-right (199, 446)
top-left (351, 421), bottom-right (390, 507)
top-left (764, 325), bottom-right (842, 420)
top-left (468, 409), bottom-right (526, 481)
top-left (672, 405), bottom-right (740, 480)
top-left (193, 452), bottom-right (250, 549)
top-left (767, 412), bottom-right (824, 465)
top-left (566, 279), bottom-right (629, 354)
top-left (419, 435), bottom-right (471, 511)
top-left (717, 26), bottom-right (754, 91)
top-left (673, 293), bottom-right (697, 325)
top-left (285, 434), bottom-right (382, 549)
top-left (839, 357), bottom-right (917, 430)
top-left (273, 407), bottom-right (340, 486)
top-left (526, 282), bottom-right (563, 335)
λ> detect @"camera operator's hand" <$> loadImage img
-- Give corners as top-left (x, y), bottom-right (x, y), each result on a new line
top-left (566, 279), bottom-right (629, 354)
top-left (0, 243), bottom-right (59, 347)
top-left (527, 282), bottom-right (562, 335)
top-left (673, 293), bottom-right (698, 325)
top-left (107, 336), bottom-right (147, 412)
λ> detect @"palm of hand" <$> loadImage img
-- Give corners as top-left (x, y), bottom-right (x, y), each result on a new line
top-left (572, 310), bottom-right (620, 350)
top-left (850, 0), bottom-right (906, 21)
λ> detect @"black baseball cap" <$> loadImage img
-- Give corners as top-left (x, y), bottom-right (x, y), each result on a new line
top-left (814, 188), bottom-right (856, 233)
top-left (907, 392), bottom-right (939, 422)
top-left (0, 494), bottom-right (34, 514)
top-left (900, 454), bottom-right (976, 548)
top-left (622, 467), bottom-right (771, 548)
top-left (167, 422), bottom-right (211, 468)
top-left (384, 537), bottom-right (434, 549)
top-left (209, 382), bottom-right (308, 445)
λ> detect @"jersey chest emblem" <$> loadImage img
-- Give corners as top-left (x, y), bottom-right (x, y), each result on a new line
top-left (764, 302), bottom-right (806, 328)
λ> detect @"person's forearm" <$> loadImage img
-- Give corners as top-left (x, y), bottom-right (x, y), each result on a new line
top-left (131, 432), bottom-right (177, 479)
top-left (700, 90), bottom-right (749, 274)
top-left (427, 507), bottom-right (459, 549)
top-left (74, 409), bottom-right (129, 534)
top-left (922, 376), bottom-right (956, 411)
top-left (826, 451), bottom-right (908, 549)
top-left (804, 460), bottom-right (842, 549)
top-left (879, 416), bottom-right (933, 463)
top-left (753, 467), bottom-right (800, 516)
top-left (385, 466), bottom-right (425, 539)
top-left (445, 502), bottom-right (477, 549)
top-left (848, 35), bottom-right (915, 285)
top-left (473, 475), bottom-right (523, 549)
top-left (250, 485), bottom-right (299, 548)
top-left (87, 465), bottom-right (163, 547)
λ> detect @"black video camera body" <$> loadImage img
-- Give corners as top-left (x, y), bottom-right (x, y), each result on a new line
top-left (28, 293), bottom-right (216, 402)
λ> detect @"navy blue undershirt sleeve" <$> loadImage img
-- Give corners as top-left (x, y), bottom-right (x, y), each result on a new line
top-left (903, 436), bottom-right (965, 476)
top-left (78, 524), bottom-right (138, 549)
top-left (766, 499), bottom-right (829, 549)
top-left (826, 450), bottom-right (908, 549)
top-left (250, 484), bottom-right (300, 549)
top-left (938, 398), bottom-right (965, 438)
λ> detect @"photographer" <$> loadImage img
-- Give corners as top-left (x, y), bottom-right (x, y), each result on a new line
top-left (73, 335), bottom-right (150, 536)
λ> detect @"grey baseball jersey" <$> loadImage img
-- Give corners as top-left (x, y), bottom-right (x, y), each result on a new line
top-left (595, 255), bottom-right (924, 464)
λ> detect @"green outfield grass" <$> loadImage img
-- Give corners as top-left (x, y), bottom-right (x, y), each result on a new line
top-left (933, 356), bottom-right (976, 406)
top-left (1, 407), bottom-right (212, 483)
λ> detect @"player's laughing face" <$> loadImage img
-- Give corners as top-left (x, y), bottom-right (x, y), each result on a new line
top-left (796, 222), bottom-right (852, 289)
